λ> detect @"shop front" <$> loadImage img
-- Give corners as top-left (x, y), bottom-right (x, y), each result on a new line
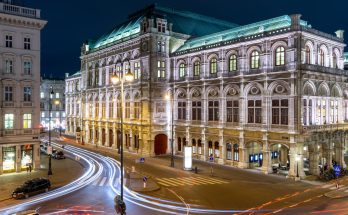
top-left (3, 146), bottom-right (16, 173)
top-left (21, 145), bottom-right (33, 171)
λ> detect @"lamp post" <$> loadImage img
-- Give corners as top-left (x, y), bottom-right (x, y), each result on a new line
top-left (295, 154), bottom-right (300, 181)
top-left (48, 86), bottom-right (54, 176)
top-left (54, 100), bottom-right (62, 136)
top-left (111, 60), bottom-right (133, 211)
top-left (165, 92), bottom-right (174, 167)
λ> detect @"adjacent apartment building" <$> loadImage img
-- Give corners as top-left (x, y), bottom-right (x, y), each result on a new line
top-left (0, 0), bottom-right (46, 174)
top-left (65, 4), bottom-right (347, 178)
top-left (40, 77), bottom-right (66, 133)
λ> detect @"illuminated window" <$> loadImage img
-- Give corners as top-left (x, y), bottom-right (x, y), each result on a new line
top-left (275, 46), bottom-right (285, 66)
top-left (193, 61), bottom-right (200, 77)
top-left (305, 45), bottom-right (311, 64)
top-left (4, 114), bottom-right (14, 129)
top-left (55, 93), bottom-right (59, 98)
top-left (134, 62), bottom-right (141, 80)
top-left (210, 58), bottom-right (217, 74)
top-left (333, 53), bottom-right (338, 68)
top-left (250, 51), bottom-right (260, 69)
top-left (157, 41), bottom-right (165, 52)
top-left (227, 143), bottom-right (232, 160)
top-left (125, 102), bottom-right (130, 118)
top-left (157, 60), bottom-right (165, 78)
top-left (229, 54), bottom-right (237, 71)
top-left (109, 100), bottom-right (114, 118)
top-left (134, 101), bottom-right (141, 118)
top-left (179, 63), bottom-right (186, 78)
top-left (233, 144), bottom-right (239, 161)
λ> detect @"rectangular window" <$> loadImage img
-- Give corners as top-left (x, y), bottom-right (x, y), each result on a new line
top-left (125, 102), bottom-right (130, 118)
top-left (117, 101), bottom-right (121, 118)
top-left (23, 87), bottom-right (32, 102)
top-left (23, 114), bottom-right (32, 129)
top-left (24, 61), bottom-right (32, 75)
top-left (102, 102), bottom-right (106, 118)
top-left (248, 100), bottom-right (262, 123)
top-left (5, 60), bottom-right (13, 73)
top-left (157, 60), bottom-right (165, 78)
top-left (4, 86), bottom-right (13, 102)
top-left (55, 93), bottom-right (59, 98)
top-left (134, 101), bottom-right (140, 118)
top-left (208, 101), bottom-right (219, 121)
top-left (95, 102), bottom-right (99, 118)
top-left (192, 101), bottom-right (202, 121)
top-left (272, 99), bottom-right (288, 125)
top-left (40, 92), bottom-right (44, 99)
top-left (177, 101), bottom-right (186, 120)
top-left (41, 112), bottom-right (45, 118)
top-left (24, 37), bottom-right (31, 50)
top-left (109, 101), bottom-right (114, 118)
top-left (55, 112), bottom-right (59, 118)
top-left (4, 114), bottom-right (14, 129)
top-left (226, 100), bottom-right (239, 123)
top-left (134, 62), bottom-right (141, 80)
top-left (5, 35), bottom-right (12, 48)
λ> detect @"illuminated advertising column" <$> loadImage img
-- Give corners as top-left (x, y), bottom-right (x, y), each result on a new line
top-left (184, 146), bottom-right (192, 170)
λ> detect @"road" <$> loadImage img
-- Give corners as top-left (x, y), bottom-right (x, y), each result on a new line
top-left (1, 137), bottom-right (348, 215)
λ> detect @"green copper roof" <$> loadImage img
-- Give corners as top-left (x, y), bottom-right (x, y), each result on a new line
top-left (176, 15), bottom-right (308, 52)
top-left (87, 4), bottom-right (238, 51)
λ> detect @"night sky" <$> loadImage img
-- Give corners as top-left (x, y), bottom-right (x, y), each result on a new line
top-left (24, 0), bottom-right (348, 78)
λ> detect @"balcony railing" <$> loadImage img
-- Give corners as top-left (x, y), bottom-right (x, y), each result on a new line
top-left (0, 128), bottom-right (40, 137)
top-left (22, 102), bottom-right (32, 107)
top-left (0, 2), bottom-right (40, 18)
top-left (3, 101), bottom-right (14, 107)
top-left (302, 123), bottom-right (348, 132)
top-left (300, 64), bottom-right (348, 76)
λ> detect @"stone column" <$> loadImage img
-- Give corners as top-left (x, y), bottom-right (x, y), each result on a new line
top-left (288, 136), bottom-right (306, 179)
top-left (238, 131), bottom-right (248, 168)
top-left (309, 143), bottom-right (320, 176)
top-left (33, 144), bottom-right (40, 170)
top-left (261, 133), bottom-right (272, 174)
top-left (202, 128), bottom-right (207, 161)
top-left (129, 130), bottom-right (133, 152)
top-left (16, 145), bottom-right (21, 173)
top-left (218, 130), bottom-right (225, 164)
top-left (105, 127), bottom-right (110, 147)
top-left (113, 125), bottom-right (117, 150)
top-left (98, 125), bottom-right (102, 146)
top-left (92, 125), bottom-right (96, 145)
top-left (0, 146), bottom-right (3, 175)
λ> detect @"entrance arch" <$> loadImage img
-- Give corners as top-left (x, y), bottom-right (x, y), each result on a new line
top-left (154, 134), bottom-right (168, 155)
top-left (246, 141), bottom-right (263, 168)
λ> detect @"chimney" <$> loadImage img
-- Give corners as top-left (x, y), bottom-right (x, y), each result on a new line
top-left (65, 73), bottom-right (69, 78)
top-left (335, 30), bottom-right (344, 39)
top-left (290, 14), bottom-right (302, 30)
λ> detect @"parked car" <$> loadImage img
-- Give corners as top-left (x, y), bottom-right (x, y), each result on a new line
top-left (11, 210), bottom-right (39, 215)
top-left (12, 178), bottom-right (51, 199)
top-left (52, 150), bottom-right (65, 159)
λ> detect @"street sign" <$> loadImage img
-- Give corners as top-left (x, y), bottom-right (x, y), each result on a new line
top-left (140, 157), bottom-right (145, 163)
top-left (47, 146), bottom-right (52, 155)
top-left (334, 165), bottom-right (341, 177)
top-left (209, 156), bottom-right (214, 162)
top-left (143, 176), bottom-right (148, 183)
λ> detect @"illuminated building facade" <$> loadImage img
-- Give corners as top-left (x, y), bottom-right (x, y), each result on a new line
top-left (0, 0), bottom-right (46, 174)
top-left (66, 4), bottom-right (347, 178)
top-left (40, 77), bottom-right (66, 131)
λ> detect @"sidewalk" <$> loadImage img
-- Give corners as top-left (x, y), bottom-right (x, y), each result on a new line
top-left (0, 153), bottom-right (84, 201)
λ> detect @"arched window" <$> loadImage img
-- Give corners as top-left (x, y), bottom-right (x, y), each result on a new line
top-left (214, 141), bottom-right (220, 158)
top-left (179, 63), bottom-right (186, 78)
top-left (197, 139), bottom-right (202, 155)
top-left (333, 52), bottom-right (338, 68)
top-left (193, 61), bottom-right (200, 77)
top-left (210, 58), bottom-right (217, 74)
top-left (318, 48), bottom-right (325, 66)
top-left (305, 45), bottom-right (311, 64)
top-left (229, 54), bottom-right (237, 72)
top-left (208, 141), bottom-right (213, 157)
top-left (250, 51), bottom-right (260, 69)
top-left (275, 46), bottom-right (285, 66)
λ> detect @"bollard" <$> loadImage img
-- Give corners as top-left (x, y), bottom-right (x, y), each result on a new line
top-left (195, 166), bottom-right (198, 174)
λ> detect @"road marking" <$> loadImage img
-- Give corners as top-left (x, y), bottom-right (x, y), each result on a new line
top-left (99, 177), bottom-right (107, 186)
top-left (322, 184), bottom-right (334, 188)
top-left (156, 176), bottom-right (228, 187)
top-left (92, 178), bottom-right (100, 186)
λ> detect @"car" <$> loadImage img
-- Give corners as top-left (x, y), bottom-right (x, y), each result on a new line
top-left (11, 210), bottom-right (39, 215)
top-left (52, 150), bottom-right (65, 159)
top-left (12, 178), bottom-right (51, 199)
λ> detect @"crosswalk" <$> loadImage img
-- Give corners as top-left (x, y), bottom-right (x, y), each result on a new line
top-left (92, 177), bottom-right (110, 187)
top-left (155, 176), bottom-right (228, 187)
top-left (321, 183), bottom-right (345, 190)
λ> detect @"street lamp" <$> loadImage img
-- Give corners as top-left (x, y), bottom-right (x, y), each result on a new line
top-left (295, 154), bottom-right (300, 180)
top-left (165, 92), bottom-right (174, 168)
top-left (48, 86), bottom-right (54, 176)
top-left (54, 100), bottom-right (62, 136)
top-left (111, 60), bottom-right (133, 212)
